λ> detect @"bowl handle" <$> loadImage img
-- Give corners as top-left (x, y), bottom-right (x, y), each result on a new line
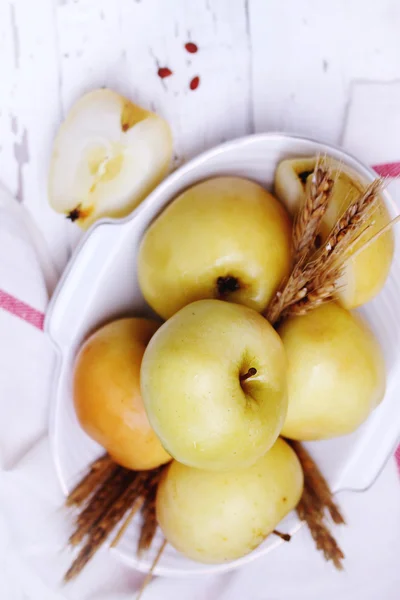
top-left (44, 221), bottom-right (125, 349)
top-left (335, 384), bottom-right (400, 492)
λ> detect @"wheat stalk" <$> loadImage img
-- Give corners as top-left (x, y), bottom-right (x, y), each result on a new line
top-left (136, 539), bottom-right (168, 600)
top-left (110, 496), bottom-right (145, 548)
top-left (265, 262), bottom-right (308, 324)
top-left (285, 179), bottom-right (383, 317)
top-left (69, 465), bottom-right (132, 546)
top-left (292, 156), bottom-right (334, 262)
top-left (138, 469), bottom-right (164, 555)
top-left (289, 441), bottom-right (345, 569)
top-left (296, 490), bottom-right (344, 570)
top-left (65, 471), bottom-right (149, 582)
top-left (267, 176), bottom-right (384, 323)
top-left (265, 159), bottom-right (334, 324)
top-left (64, 457), bottom-right (166, 583)
top-left (289, 441), bottom-right (344, 525)
top-left (316, 178), bottom-right (382, 264)
top-left (66, 454), bottom-right (115, 507)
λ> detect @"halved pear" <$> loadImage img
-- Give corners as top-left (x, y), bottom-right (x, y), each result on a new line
top-left (48, 89), bottom-right (173, 229)
top-left (275, 157), bottom-right (394, 309)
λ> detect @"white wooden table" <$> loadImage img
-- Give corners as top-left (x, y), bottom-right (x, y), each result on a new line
top-left (1, 0), bottom-right (400, 273)
top-left (1, 2), bottom-right (400, 599)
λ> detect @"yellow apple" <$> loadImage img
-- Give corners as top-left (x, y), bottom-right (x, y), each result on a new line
top-left (275, 156), bottom-right (394, 309)
top-left (141, 299), bottom-right (288, 471)
top-left (156, 438), bottom-right (303, 564)
top-left (278, 303), bottom-right (386, 440)
top-left (137, 176), bottom-right (292, 320)
top-left (49, 89), bottom-right (173, 229)
top-left (73, 318), bottom-right (171, 470)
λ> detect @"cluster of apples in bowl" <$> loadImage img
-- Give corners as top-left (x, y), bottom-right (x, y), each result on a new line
top-left (66, 116), bottom-right (393, 567)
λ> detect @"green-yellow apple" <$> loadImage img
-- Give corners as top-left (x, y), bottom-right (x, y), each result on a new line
top-left (49, 89), bottom-right (173, 229)
top-left (140, 299), bottom-right (288, 471)
top-left (73, 318), bottom-right (171, 470)
top-left (278, 303), bottom-right (386, 440)
top-left (137, 176), bottom-right (292, 320)
top-left (156, 438), bottom-right (303, 564)
top-left (275, 156), bottom-right (394, 309)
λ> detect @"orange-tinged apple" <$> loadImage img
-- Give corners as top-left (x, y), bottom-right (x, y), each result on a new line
top-left (73, 318), bottom-right (171, 470)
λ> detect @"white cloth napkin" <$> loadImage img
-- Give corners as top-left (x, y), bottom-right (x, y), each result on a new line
top-left (0, 187), bottom-right (144, 600)
top-left (1, 81), bottom-right (400, 600)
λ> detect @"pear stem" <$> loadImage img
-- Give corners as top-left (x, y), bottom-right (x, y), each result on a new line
top-left (240, 367), bottom-right (257, 382)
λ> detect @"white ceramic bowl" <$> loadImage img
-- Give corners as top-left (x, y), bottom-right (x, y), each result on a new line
top-left (45, 133), bottom-right (400, 577)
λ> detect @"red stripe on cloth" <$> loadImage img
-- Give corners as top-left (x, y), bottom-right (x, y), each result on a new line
top-left (373, 162), bottom-right (400, 178)
top-left (0, 289), bottom-right (44, 330)
top-left (395, 445), bottom-right (400, 475)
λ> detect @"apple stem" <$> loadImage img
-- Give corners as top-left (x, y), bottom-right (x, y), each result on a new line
top-left (240, 367), bottom-right (257, 382)
top-left (273, 529), bottom-right (291, 542)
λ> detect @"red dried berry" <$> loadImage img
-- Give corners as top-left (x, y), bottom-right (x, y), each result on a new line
top-left (189, 76), bottom-right (200, 90)
top-left (185, 42), bottom-right (198, 54)
top-left (158, 67), bottom-right (173, 79)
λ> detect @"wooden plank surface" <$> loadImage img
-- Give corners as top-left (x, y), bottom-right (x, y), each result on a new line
top-left (0, 0), bottom-right (70, 270)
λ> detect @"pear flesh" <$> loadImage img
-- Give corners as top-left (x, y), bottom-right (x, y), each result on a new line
top-left (49, 89), bottom-right (172, 229)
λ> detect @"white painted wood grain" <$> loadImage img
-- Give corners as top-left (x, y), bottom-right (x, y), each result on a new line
top-left (249, 0), bottom-right (400, 144)
top-left (21, 0), bottom-right (252, 258)
top-left (0, 0), bottom-right (70, 271)
top-left (118, 0), bottom-right (253, 164)
top-left (55, 0), bottom-right (252, 165)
